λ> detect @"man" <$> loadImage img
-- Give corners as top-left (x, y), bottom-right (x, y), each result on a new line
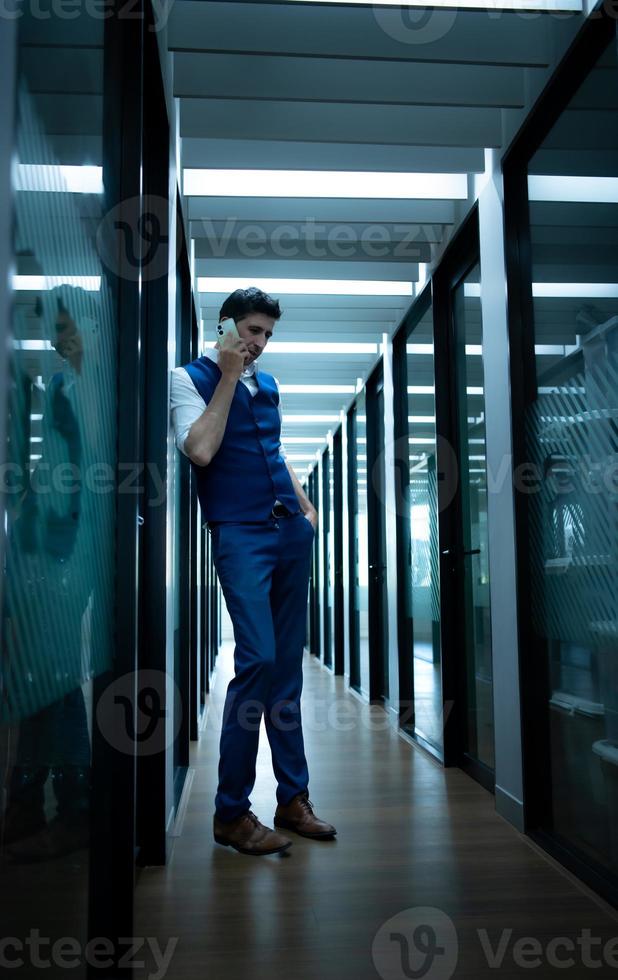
top-left (170, 286), bottom-right (336, 856)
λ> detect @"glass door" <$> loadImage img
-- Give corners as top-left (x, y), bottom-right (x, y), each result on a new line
top-left (308, 466), bottom-right (320, 658)
top-left (322, 448), bottom-right (333, 668)
top-left (0, 1), bottom-right (137, 964)
top-left (451, 261), bottom-right (494, 776)
top-left (348, 396), bottom-right (368, 694)
top-left (367, 370), bottom-right (389, 702)
top-left (333, 427), bottom-right (344, 674)
top-left (505, 15), bottom-right (618, 903)
top-left (435, 211), bottom-right (494, 787)
top-left (395, 287), bottom-right (444, 756)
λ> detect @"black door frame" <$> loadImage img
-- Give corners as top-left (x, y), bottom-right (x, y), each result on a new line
top-left (310, 466), bottom-right (321, 659)
top-left (433, 206), bottom-right (496, 792)
top-left (88, 1), bottom-right (145, 966)
top-left (503, 9), bottom-right (618, 906)
top-left (392, 282), bottom-right (433, 744)
top-left (347, 401), bottom-right (361, 692)
top-left (333, 426), bottom-right (345, 675)
top-left (321, 447), bottom-right (332, 667)
top-left (173, 191), bottom-right (192, 803)
top-left (135, 2), bottom-right (172, 867)
top-left (366, 361), bottom-right (389, 704)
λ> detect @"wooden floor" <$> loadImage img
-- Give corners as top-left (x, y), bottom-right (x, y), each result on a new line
top-left (134, 644), bottom-right (618, 980)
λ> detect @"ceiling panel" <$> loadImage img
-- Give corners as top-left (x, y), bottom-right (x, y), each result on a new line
top-left (171, 1), bottom-right (587, 467)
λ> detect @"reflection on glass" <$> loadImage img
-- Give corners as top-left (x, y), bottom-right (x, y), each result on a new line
top-left (453, 263), bottom-right (494, 770)
top-left (526, 31), bottom-right (618, 874)
top-left (406, 307), bottom-right (443, 751)
top-left (0, 15), bottom-right (117, 968)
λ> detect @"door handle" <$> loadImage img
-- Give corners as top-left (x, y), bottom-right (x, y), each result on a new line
top-left (440, 548), bottom-right (480, 557)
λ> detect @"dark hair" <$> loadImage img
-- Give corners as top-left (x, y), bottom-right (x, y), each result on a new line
top-left (219, 286), bottom-right (282, 323)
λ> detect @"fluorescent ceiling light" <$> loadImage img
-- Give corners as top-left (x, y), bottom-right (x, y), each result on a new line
top-left (184, 169), bottom-right (468, 200)
top-left (13, 275), bottom-right (101, 291)
top-left (283, 414), bottom-right (341, 423)
top-left (532, 283), bottom-right (618, 298)
top-left (407, 343), bottom-right (482, 356)
top-left (13, 339), bottom-right (54, 350)
top-left (204, 340), bottom-right (378, 354)
top-left (15, 164), bottom-right (103, 195)
top-left (284, 0), bottom-right (580, 7)
top-left (279, 384), bottom-right (355, 393)
top-left (408, 385), bottom-right (483, 394)
top-left (407, 344), bottom-right (434, 355)
top-left (535, 345), bottom-right (579, 356)
top-left (409, 416), bottom-right (436, 423)
top-left (198, 277), bottom-right (413, 297)
top-left (539, 385), bottom-right (585, 394)
top-left (528, 175), bottom-right (618, 203)
top-left (282, 437), bottom-right (326, 444)
top-left (270, 341), bottom-right (378, 354)
top-left (409, 437), bottom-right (436, 444)
top-left (465, 282), bottom-right (618, 299)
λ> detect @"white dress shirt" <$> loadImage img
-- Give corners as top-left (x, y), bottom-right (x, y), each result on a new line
top-left (170, 346), bottom-right (287, 460)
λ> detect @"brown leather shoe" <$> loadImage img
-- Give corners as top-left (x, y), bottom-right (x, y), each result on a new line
top-left (213, 810), bottom-right (292, 855)
top-left (274, 791), bottom-right (337, 839)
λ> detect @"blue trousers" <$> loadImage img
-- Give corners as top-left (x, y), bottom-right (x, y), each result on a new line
top-left (210, 511), bottom-right (315, 822)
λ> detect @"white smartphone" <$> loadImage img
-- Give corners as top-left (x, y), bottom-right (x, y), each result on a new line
top-left (216, 319), bottom-right (241, 342)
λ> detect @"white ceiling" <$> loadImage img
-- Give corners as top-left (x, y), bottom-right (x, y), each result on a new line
top-left (169, 0), bottom-right (586, 479)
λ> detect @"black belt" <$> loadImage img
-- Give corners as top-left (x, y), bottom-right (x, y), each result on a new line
top-left (206, 503), bottom-right (294, 530)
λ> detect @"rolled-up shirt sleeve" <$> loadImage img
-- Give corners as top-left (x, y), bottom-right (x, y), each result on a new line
top-left (170, 366), bottom-right (207, 457)
top-left (273, 375), bottom-right (287, 460)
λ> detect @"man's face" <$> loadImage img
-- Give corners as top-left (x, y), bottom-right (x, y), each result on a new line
top-left (234, 312), bottom-right (276, 366)
top-left (53, 312), bottom-right (84, 371)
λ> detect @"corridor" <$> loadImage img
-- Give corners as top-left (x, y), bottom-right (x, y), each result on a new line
top-left (134, 646), bottom-right (618, 980)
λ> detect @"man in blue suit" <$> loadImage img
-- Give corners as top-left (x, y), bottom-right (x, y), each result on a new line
top-left (171, 286), bottom-right (336, 855)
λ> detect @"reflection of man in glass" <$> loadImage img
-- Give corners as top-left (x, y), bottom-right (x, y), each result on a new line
top-left (2, 288), bottom-right (96, 861)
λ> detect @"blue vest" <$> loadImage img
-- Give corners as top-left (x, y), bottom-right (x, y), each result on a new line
top-left (184, 356), bottom-right (300, 522)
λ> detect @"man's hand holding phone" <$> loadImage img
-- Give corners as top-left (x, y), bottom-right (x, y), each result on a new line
top-left (216, 320), bottom-right (248, 381)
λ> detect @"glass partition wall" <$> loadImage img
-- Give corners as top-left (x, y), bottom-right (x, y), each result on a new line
top-left (394, 289), bottom-right (444, 755)
top-left (505, 12), bottom-right (618, 903)
top-left (0, 2), bottom-right (138, 961)
top-left (450, 260), bottom-right (494, 777)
